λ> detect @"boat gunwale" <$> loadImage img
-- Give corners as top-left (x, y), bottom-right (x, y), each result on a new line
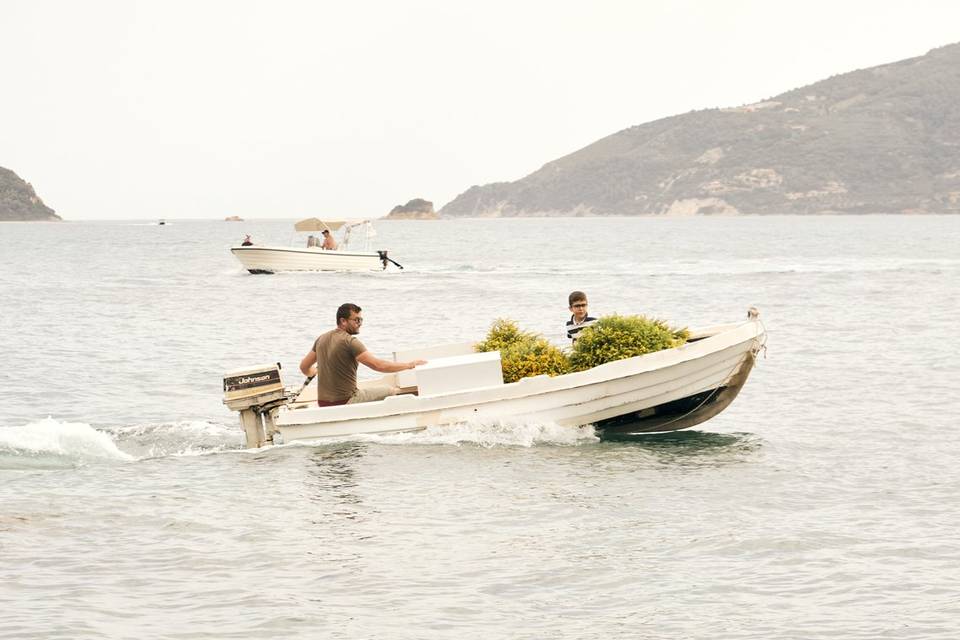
top-left (230, 246), bottom-right (386, 259)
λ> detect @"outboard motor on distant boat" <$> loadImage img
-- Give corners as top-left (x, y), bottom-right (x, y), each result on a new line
top-left (377, 250), bottom-right (404, 270)
top-left (222, 363), bottom-right (292, 447)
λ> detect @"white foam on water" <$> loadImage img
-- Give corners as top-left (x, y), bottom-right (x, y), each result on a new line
top-left (411, 256), bottom-right (960, 278)
top-left (291, 417), bottom-right (599, 449)
top-left (107, 420), bottom-right (243, 458)
top-left (0, 417), bottom-right (134, 463)
top-left (0, 418), bottom-right (246, 468)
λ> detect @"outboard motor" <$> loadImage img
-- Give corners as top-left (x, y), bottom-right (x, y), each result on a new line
top-left (222, 363), bottom-right (290, 448)
top-left (377, 250), bottom-right (404, 270)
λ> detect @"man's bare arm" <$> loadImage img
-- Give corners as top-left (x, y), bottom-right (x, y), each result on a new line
top-left (299, 349), bottom-right (318, 377)
top-left (357, 351), bottom-right (426, 373)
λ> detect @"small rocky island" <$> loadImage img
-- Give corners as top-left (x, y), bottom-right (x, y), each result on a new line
top-left (384, 198), bottom-right (439, 220)
top-left (0, 167), bottom-right (61, 221)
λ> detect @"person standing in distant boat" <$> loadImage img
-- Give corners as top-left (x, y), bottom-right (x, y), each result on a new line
top-left (299, 303), bottom-right (426, 406)
top-left (321, 229), bottom-right (338, 250)
top-left (241, 235), bottom-right (254, 246)
top-left (565, 291), bottom-right (597, 343)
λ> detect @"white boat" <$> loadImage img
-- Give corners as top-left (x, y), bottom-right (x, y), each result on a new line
top-left (222, 311), bottom-right (766, 448)
top-left (231, 218), bottom-right (400, 274)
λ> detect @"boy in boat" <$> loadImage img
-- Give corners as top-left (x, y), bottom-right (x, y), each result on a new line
top-left (565, 291), bottom-right (597, 343)
top-left (299, 303), bottom-right (426, 406)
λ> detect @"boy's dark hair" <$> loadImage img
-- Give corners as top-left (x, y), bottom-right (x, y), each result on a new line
top-left (568, 291), bottom-right (587, 306)
top-left (337, 303), bottom-right (361, 323)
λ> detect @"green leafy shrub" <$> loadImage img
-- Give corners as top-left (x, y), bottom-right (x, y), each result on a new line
top-left (476, 315), bottom-right (687, 382)
top-left (475, 319), bottom-right (536, 353)
top-left (500, 338), bottom-right (570, 383)
top-left (476, 318), bottom-right (570, 383)
top-left (569, 315), bottom-right (689, 372)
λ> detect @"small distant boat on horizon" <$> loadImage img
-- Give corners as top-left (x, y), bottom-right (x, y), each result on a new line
top-left (157, 219), bottom-right (166, 225)
top-left (230, 217), bottom-right (402, 274)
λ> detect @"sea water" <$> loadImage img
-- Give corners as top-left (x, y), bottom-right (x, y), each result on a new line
top-left (1, 216), bottom-right (959, 639)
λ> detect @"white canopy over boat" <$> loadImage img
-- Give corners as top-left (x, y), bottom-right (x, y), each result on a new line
top-left (293, 218), bottom-right (348, 232)
top-left (223, 311), bottom-right (766, 448)
top-left (231, 218), bottom-right (398, 274)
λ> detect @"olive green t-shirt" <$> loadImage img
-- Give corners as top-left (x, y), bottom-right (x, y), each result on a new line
top-left (314, 329), bottom-right (367, 402)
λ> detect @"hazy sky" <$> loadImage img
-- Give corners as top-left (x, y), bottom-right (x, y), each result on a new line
top-left (3, 0), bottom-right (959, 220)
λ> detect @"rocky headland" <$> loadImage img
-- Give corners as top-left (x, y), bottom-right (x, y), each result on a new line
top-left (0, 167), bottom-right (60, 221)
top-left (441, 42), bottom-right (960, 216)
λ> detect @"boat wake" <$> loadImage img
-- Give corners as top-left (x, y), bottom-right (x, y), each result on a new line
top-left (0, 417), bottom-right (134, 469)
top-left (408, 257), bottom-right (960, 278)
top-left (0, 417), bottom-right (761, 469)
top-left (105, 420), bottom-right (243, 459)
top-left (0, 416), bottom-right (598, 470)
top-left (288, 418), bottom-right (599, 449)
top-left (0, 417), bottom-right (242, 469)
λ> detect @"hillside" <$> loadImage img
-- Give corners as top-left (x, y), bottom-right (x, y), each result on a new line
top-left (0, 167), bottom-right (60, 221)
top-left (441, 43), bottom-right (960, 216)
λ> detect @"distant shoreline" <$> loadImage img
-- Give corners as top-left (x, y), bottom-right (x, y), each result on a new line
top-left (4, 212), bottom-right (958, 223)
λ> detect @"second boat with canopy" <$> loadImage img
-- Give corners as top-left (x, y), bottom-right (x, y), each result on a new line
top-left (231, 217), bottom-right (402, 274)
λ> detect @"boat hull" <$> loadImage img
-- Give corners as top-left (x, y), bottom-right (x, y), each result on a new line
top-left (231, 246), bottom-right (386, 273)
top-left (272, 320), bottom-right (765, 443)
top-left (593, 350), bottom-right (756, 434)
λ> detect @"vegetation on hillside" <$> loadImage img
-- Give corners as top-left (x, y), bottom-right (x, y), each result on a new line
top-left (0, 167), bottom-right (60, 221)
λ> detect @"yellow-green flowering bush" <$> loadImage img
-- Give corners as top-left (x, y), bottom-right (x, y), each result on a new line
top-left (569, 315), bottom-right (689, 372)
top-left (476, 319), bottom-right (570, 383)
top-left (499, 338), bottom-right (570, 383)
top-left (476, 315), bottom-right (687, 382)
top-left (474, 319), bottom-right (536, 353)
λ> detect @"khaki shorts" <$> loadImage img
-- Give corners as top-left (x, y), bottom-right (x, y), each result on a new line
top-left (347, 385), bottom-right (399, 404)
